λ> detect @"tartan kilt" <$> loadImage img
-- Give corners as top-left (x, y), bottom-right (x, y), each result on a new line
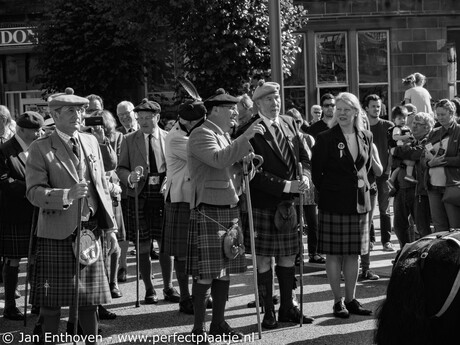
top-left (125, 190), bottom-right (164, 242)
top-left (186, 205), bottom-right (247, 280)
top-left (30, 233), bottom-right (111, 307)
top-left (0, 222), bottom-right (31, 258)
top-left (317, 210), bottom-right (369, 255)
top-left (242, 207), bottom-right (299, 257)
top-left (161, 201), bottom-right (190, 256)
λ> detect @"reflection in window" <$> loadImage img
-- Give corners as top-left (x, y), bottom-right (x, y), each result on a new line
top-left (284, 35), bottom-right (305, 87)
top-left (358, 31), bottom-right (388, 83)
top-left (316, 32), bottom-right (347, 84)
top-left (285, 88), bottom-right (306, 118)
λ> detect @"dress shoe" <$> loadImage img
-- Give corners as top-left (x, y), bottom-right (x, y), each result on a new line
top-left (3, 306), bottom-right (25, 320)
top-left (145, 288), bottom-right (159, 304)
top-left (344, 299), bottom-right (372, 316)
top-left (117, 267), bottom-right (127, 282)
top-left (191, 328), bottom-right (210, 345)
top-left (209, 321), bottom-right (243, 340)
top-left (179, 297), bottom-right (194, 315)
top-left (206, 296), bottom-right (213, 309)
top-left (163, 287), bottom-right (180, 303)
top-left (262, 307), bottom-right (278, 329)
top-left (31, 305), bottom-right (40, 315)
top-left (333, 299), bottom-right (350, 318)
top-left (110, 282), bottom-right (122, 298)
top-left (309, 254), bottom-right (326, 264)
top-left (278, 306), bottom-right (314, 324)
top-left (98, 305), bottom-right (117, 320)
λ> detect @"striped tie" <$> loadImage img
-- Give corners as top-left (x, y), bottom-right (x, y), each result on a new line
top-left (272, 122), bottom-right (295, 174)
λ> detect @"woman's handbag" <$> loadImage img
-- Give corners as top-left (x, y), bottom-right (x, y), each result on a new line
top-left (442, 185), bottom-right (460, 207)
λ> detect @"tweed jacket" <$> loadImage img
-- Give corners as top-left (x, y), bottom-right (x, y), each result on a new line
top-left (0, 136), bottom-right (34, 224)
top-left (116, 128), bottom-right (168, 197)
top-left (25, 131), bottom-right (116, 240)
top-left (187, 120), bottom-right (252, 209)
top-left (312, 125), bottom-right (373, 214)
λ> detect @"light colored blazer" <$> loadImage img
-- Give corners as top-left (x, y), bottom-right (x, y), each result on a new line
top-left (187, 120), bottom-right (252, 208)
top-left (164, 122), bottom-right (191, 203)
top-left (26, 131), bottom-right (116, 240)
top-left (117, 128), bottom-right (167, 197)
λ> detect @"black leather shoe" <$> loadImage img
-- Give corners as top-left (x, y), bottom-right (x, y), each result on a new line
top-left (262, 308), bottom-right (278, 329)
top-left (117, 267), bottom-right (127, 283)
top-left (31, 305), bottom-right (40, 315)
top-left (110, 283), bottom-right (122, 298)
top-left (163, 287), bottom-right (180, 303)
top-left (344, 299), bottom-right (372, 316)
top-left (191, 328), bottom-right (210, 345)
top-left (145, 288), bottom-right (159, 304)
top-left (333, 299), bottom-right (350, 318)
top-left (3, 306), bottom-right (24, 320)
top-left (278, 306), bottom-right (314, 324)
top-left (209, 321), bottom-right (243, 340)
top-left (179, 298), bottom-right (194, 315)
top-left (206, 296), bottom-right (213, 309)
top-left (98, 305), bottom-right (117, 320)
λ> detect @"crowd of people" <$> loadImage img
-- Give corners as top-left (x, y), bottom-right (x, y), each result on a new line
top-left (0, 69), bottom-right (458, 344)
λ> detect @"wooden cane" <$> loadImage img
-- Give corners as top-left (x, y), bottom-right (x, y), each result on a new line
top-left (24, 206), bottom-right (38, 327)
top-left (73, 197), bottom-right (83, 339)
top-left (243, 154), bottom-right (263, 339)
top-left (134, 166), bottom-right (143, 308)
top-left (297, 163), bottom-right (305, 327)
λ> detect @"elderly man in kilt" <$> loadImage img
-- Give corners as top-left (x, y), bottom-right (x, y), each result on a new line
top-left (186, 89), bottom-right (264, 343)
top-left (0, 111), bottom-right (43, 320)
top-left (117, 99), bottom-right (179, 305)
top-left (25, 88), bottom-right (118, 343)
top-left (239, 80), bottom-right (314, 329)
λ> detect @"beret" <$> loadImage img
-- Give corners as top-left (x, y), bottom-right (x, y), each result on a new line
top-left (204, 88), bottom-right (239, 109)
top-left (178, 100), bottom-right (206, 121)
top-left (44, 117), bottom-right (55, 127)
top-left (252, 80), bottom-right (280, 101)
top-left (48, 87), bottom-right (89, 108)
top-left (133, 98), bottom-right (161, 114)
top-left (16, 111), bottom-right (44, 129)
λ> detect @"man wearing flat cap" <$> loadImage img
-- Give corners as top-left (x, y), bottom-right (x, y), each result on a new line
top-left (117, 98), bottom-right (180, 305)
top-left (0, 111), bottom-right (43, 320)
top-left (25, 87), bottom-right (118, 342)
top-left (238, 80), bottom-right (314, 329)
top-left (186, 89), bottom-right (265, 342)
top-left (162, 99), bottom-right (207, 315)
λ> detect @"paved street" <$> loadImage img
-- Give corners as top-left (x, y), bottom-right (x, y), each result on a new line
top-left (1, 208), bottom-right (398, 345)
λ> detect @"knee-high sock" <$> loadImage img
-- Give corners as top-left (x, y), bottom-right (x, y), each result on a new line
top-left (192, 281), bottom-right (211, 330)
top-left (139, 252), bottom-right (154, 291)
top-left (110, 250), bottom-right (120, 284)
top-left (258, 269), bottom-right (274, 310)
top-left (174, 259), bottom-right (190, 301)
top-left (3, 260), bottom-right (19, 309)
top-left (276, 265), bottom-right (295, 311)
top-left (118, 240), bottom-right (129, 270)
top-left (159, 252), bottom-right (173, 290)
top-left (79, 305), bottom-right (98, 344)
top-left (41, 307), bottom-right (61, 339)
top-left (211, 279), bottom-right (230, 325)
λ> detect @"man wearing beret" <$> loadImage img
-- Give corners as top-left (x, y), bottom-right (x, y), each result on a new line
top-left (26, 88), bottom-right (118, 342)
top-left (186, 89), bottom-right (264, 343)
top-left (0, 111), bottom-right (43, 320)
top-left (238, 80), bottom-right (314, 329)
top-left (117, 98), bottom-right (180, 305)
top-left (162, 99), bottom-right (207, 315)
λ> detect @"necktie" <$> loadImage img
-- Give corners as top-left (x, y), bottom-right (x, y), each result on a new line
top-left (272, 122), bottom-right (294, 173)
top-left (70, 137), bottom-right (80, 160)
top-left (148, 134), bottom-right (158, 173)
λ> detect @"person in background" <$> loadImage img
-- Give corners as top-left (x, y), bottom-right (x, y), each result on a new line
top-left (236, 94), bottom-right (254, 129)
top-left (116, 101), bottom-right (139, 135)
top-left (0, 105), bottom-right (16, 144)
top-left (312, 92), bottom-right (373, 318)
top-left (310, 105), bottom-right (322, 125)
top-left (43, 117), bottom-right (56, 136)
top-left (86, 94), bottom-right (104, 113)
top-left (403, 72), bottom-right (433, 115)
top-left (404, 103), bottom-right (417, 128)
top-left (307, 94), bottom-right (335, 139)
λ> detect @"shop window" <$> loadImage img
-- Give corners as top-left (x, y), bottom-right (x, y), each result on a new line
top-left (446, 29), bottom-right (460, 99)
top-left (315, 32), bottom-right (347, 85)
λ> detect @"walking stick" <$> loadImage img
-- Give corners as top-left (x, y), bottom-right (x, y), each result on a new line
top-left (73, 197), bottom-right (83, 338)
top-left (297, 163), bottom-right (305, 327)
top-left (243, 154), bottom-right (263, 339)
top-left (24, 206), bottom-right (38, 327)
top-left (134, 166), bottom-right (143, 308)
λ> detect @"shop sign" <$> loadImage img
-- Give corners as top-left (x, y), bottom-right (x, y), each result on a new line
top-left (0, 27), bottom-right (35, 47)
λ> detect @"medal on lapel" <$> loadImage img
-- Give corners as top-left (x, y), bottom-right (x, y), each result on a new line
top-left (338, 142), bottom-right (345, 158)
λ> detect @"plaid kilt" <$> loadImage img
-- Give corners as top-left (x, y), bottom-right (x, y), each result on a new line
top-left (242, 207), bottom-right (299, 257)
top-left (186, 205), bottom-right (247, 280)
top-left (318, 210), bottom-right (369, 255)
top-left (125, 189), bottom-right (164, 242)
top-left (0, 222), bottom-right (31, 258)
top-left (161, 201), bottom-right (190, 256)
top-left (30, 231), bottom-right (111, 307)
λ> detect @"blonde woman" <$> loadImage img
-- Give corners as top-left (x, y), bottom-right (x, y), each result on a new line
top-left (0, 105), bottom-right (16, 144)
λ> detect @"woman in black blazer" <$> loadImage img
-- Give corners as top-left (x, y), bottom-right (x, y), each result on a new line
top-left (311, 92), bottom-right (373, 319)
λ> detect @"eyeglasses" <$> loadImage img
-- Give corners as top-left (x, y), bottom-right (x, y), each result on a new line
top-left (323, 103), bottom-right (336, 108)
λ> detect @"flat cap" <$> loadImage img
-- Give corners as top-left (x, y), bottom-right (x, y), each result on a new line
top-left (133, 98), bottom-right (161, 114)
top-left (43, 117), bottom-right (55, 127)
top-left (204, 88), bottom-right (239, 109)
top-left (178, 100), bottom-right (206, 121)
top-left (252, 80), bottom-right (280, 101)
top-left (48, 87), bottom-right (89, 109)
top-left (16, 111), bottom-right (44, 129)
